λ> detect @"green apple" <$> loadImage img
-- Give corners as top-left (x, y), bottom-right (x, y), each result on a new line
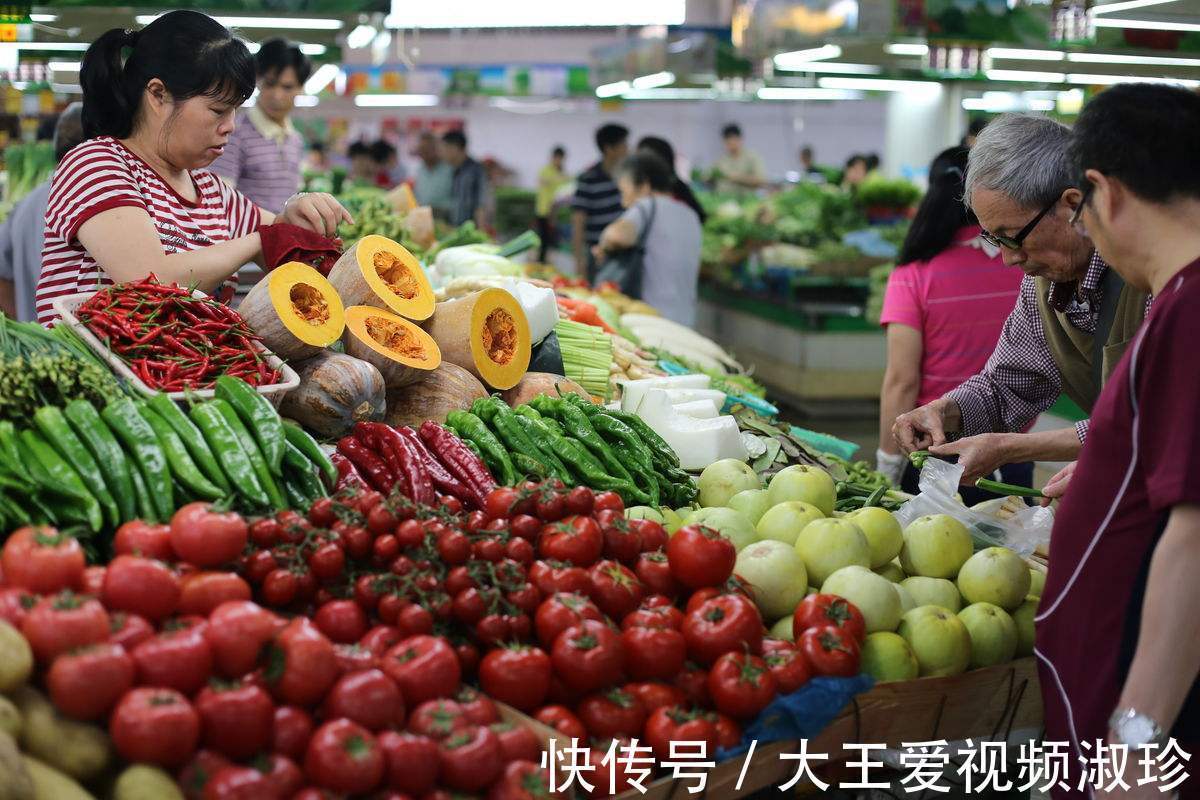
top-left (769, 614), bottom-right (795, 641)
top-left (900, 576), bottom-right (962, 612)
top-left (956, 547), bottom-right (1031, 611)
top-left (821, 565), bottom-right (902, 633)
top-left (662, 508), bottom-right (684, 535)
top-left (1028, 568), bottom-right (1046, 598)
top-left (683, 507), bottom-right (759, 551)
top-left (898, 605), bottom-right (972, 677)
top-left (794, 518), bottom-right (870, 586)
top-left (625, 505), bottom-right (665, 523)
top-left (844, 507), bottom-right (904, 568)
top-left (767, 465), bottom-right (836, 517)
top-left (958, 602), bottom-right (1018, 668)
top-left (861, 632), bottom-right (920, 683)
top-left (735, 540), bottom-right (809, 621)
top-left (874, 561), bottom-right (906, 583)
top-left (756, 501), bottom-right (825, 547)
top-left (1012, 595), bottom-right (1039, 657)
top-left (698, 459), bottom-right (761, 508)
top-left (728, 489), bottom-right (773, 526)
top-left (900, 515), bottom-right (974, 579)
top-left (893, 583), bottom-right (916, 614)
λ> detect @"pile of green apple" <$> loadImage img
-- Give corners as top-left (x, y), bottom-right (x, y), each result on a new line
top-left (626, 459), bottom-right (1046, 685)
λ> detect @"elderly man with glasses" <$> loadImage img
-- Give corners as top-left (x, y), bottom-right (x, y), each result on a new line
top-left (892, 113), bottom-right (1150, 484)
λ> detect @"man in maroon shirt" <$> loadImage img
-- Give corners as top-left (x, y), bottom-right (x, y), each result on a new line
top-left (1036, 83), bottom-right (1200, 797)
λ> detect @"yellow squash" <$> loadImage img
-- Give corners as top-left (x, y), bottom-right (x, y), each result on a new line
top-left (238, 262), bottom-right (345, 362)
top-left (328, 235), bottom-right (435, 320)
top-left (343, 305), bottom-right (442, 389)
top-left (423, 288), bottom-right (531, 390)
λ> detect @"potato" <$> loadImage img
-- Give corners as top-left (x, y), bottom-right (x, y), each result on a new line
top-left (21, 755), bottom-right (95, 800)
top-left (11, 687), bottom-right (111, 782)
top-left (0, 730), bottom-right (34, 800)
top-left (0, 620), bottom-right (32, 692)
top-left (113, 765), bottom-right (185, 800)
top-left (0, 695), bottom-right (21, 739)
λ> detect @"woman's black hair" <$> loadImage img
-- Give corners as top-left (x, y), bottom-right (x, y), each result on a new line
top-left (256, 37), bottom-right (312, 84)
top-left (369, 139), bottom-right (396, 164)
top-left (347, 141), bottom-right (371, 159)
top-left (618, 152), bottom-right (673, 193)
top-left (637, 135), bottom-right (706, 224)
top-left (80, 10), bottom-right (255, 140)
top-left (897, 146), bottom-right (976, 265)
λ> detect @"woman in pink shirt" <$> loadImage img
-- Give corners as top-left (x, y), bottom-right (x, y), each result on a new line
top-left (877, 146), bottom-right (1027, 501)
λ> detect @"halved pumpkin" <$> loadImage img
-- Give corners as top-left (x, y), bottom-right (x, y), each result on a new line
top-left (328, 235), bottom-right (435, 321)
top-left (239, 262), bottom-right (345, 361)
top-left (423, 288), bottom-right (531, 390)
top-left (343, 305), bottom-right (442, 389)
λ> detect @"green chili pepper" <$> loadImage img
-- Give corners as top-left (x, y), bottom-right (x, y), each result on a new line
top-left (102, 397), bottom-right (173, 522)
top-left (284, 441), bottom-right (328, 503)
top-left (909, 450), bottom-right (931, 469)
top-left (18, 429), bottom-right (102, 531)
top-left (519, 412), bottom-right (642, 501)
top-left (63, 400), bottom-right (137, 524)
top-left (511, 452), bottom-right (548, 479)
top-left (189, 402), bottom-right (271, 510)
top-left (447, 411), bottom-right (516, 486)
top-left (148, 392), bottom-right (232, 495)
top-left (215, 376), bottom-right (285, 476)
top-left (211, 399), bottom-right (285, 510)
top-left (137, 403), bottom-right (225, 501)
top-left (32, 406), bottom-right (120, 529)
top-left (511, 413), bottom-right (576, 486)
top-left (282, 420), bottom-right (336, 485)
top-left (475, 398), bottom-right (565, 483)
top-left (550, 398), bottom-right (645, 491)
top-left (975, 478), bottom-right (1045, 498)
top-left (283, 476), bottom-right (309, 509)
top-left (124, 453), bottom-right (157, 522)
top-left (601, 406), bottom-right (680, 470)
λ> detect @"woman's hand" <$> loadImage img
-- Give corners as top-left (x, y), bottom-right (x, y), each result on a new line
top-left (591, 243), bottom-right (607, 263)
top-left (279, 192), bottom-right (353, 237)
top-left (1040, 461), bottom-right (1076, 506)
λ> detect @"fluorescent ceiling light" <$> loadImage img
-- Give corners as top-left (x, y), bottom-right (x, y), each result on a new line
top-left (757, 87), bottom-right (863, 100)
top-left (595, 80), bottom-right (631, 98)
top-left (489, 96), bottom-right (567, 113)
top-left (885, 42), bottom-right (928, 56)
top-left (136, 14), bottom-right (343, 29)
top-left (1092, 17), bottom-right (1200, 31)
top-left (1066, 72), bottom-right (1200, 86)
top-left (773, 44), bottom-right (842, 69)
top-left (1067, 51), bottom-right (1200, 66)
top-left (630, 71), bottom-right (674, 90)
top-left (1092, 0), bottom-right (1179, 14)
top-left (29, 13), bottom-right (57, 22)
top-left (354, 94), bottom-right (440, 107)
top-left (962, 93), bottom-right (1055, 111)
top-left (49, 60), bottom-right (81, 71)
top-left (244, 42), bottom-right (326, 56)
top-left (622, 88), bottom-right (750, 100)
top-left (346, 24), bottom-right (377, 49)
top-left (385, 0), bottom-right (686, 28)
top-left (985, 69), bottom-right (1067, 82)
top-left (294, 95), bottom-right (320, 107)
top-left (781, 62), bottom-right (882, 74)
top-left (986, 47), bottom-right (1065, 61)
top-left (818, 76), bottom-right (941, 94)
top-left (304, 63), bottom-right (340, 95)
top-left (0, 42), bottom-right (89, 51)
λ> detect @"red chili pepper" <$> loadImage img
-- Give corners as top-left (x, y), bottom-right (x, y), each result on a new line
top-left (395, 425), bottom-right (471, 504)
top-left (330, 453), bottom-right (367, 492)
top-left (417, 422), bottom-right (495, 508)
top-left (336, 436), bottom-right (395, 493)
top-left (356, 422), bottom-right (434, 506)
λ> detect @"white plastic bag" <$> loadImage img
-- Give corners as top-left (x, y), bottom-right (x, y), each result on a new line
top-left (893, 458), bottom-right (1053, 557)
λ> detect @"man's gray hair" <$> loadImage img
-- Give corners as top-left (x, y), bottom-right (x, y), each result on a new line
top-left (964, 113), bottom-right (1074, 210)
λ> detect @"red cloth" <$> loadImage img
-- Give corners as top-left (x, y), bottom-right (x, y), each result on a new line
top-left (1036, 257), bottom-right (1200, 798)
top-left (258, 222), bottom-right (342, 275)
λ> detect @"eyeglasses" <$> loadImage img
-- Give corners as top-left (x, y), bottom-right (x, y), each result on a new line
top-left (1069, 183), bottom-right (1094, 231)
top-left (979, 196), bottom-right (1060, 251)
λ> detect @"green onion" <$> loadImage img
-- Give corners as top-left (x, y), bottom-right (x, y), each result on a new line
top-left (555, 319), bottom-right (614, 401)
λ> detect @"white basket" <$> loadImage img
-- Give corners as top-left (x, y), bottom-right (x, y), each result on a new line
top-left (53, 289), bottom-right (300, 407)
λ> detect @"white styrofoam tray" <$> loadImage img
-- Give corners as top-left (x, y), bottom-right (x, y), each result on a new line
top-left (53, 290), bottom-right (299, 405)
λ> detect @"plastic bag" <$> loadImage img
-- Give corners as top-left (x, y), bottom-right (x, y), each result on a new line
top-left (894, 458), bottom-right (1053, 557)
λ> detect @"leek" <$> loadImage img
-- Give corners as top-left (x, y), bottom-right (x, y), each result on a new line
top-left (555, 320), bottom-right (614, 401)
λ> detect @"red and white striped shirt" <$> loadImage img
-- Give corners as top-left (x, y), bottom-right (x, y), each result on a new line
top-left (37, 136), bottom-right (261, 325)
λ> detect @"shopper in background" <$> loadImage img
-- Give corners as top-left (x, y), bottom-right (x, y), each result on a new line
top-left (876, 146), bottom-right (1027, 500)
top-left (347, 140), bottom-right (376, 186)
top-left (413, 131), bottom-right (454, 220)
top-left (369, 139), bottom-right (402, 189)
top-left (304, 141), bottom-right (329, 173)
top-left (209, 38), bottom-right (309, 213)
top-left (799, 145), bottom-right (824, 182)
top-left (594, 152), bottom-right (701, 327)
top-left (1034, 83), bottom-right (1200, 798)
top-left (842, 154), bottom-right (868, 190)
top-left (714, 123), bottom-right (765, 194)
top-left (36, 10), bottom-right (350, 325)
top-left (572, 122), bottom-right (629, 280)
top-left (637, 135), bottom-right (706, 225)
top-left (892, 113), bottom-right (1148, 484)
top-left (864, 152), bottom-right (881, 176)
top-left (442, 130), bottom-right (488, 228)
top-left (535, 145), bottom-right (568, 262)
top-left (962, 116), bottom-right (988, 147)
top-left (0, 103), bottom-right (84, 321)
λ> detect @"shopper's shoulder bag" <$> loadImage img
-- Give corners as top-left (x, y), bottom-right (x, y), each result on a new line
top-left (593, 198), bottom-right (656, 298)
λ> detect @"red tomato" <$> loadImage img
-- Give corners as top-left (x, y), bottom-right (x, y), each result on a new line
top-left (793, 594), bottom-right (868, 644)
top-left (509, 513), bottom-right (542, 542)
top-left (47, 643), bottom-right (133, 720)
top-left (564, 486), bottom-right (595, 516)
top-left (438, 725), bottom-right (504, 793)
top-left (170, 503), bottom-right (248, 568)
top-left (259, 753), bottom-right (304, 799)
top-left (530, 561), bottom-right (591, 597)
top-left (397, 603), bottom-right (434, 637)
top-left (765, 645), bottom-right (813, 694)
top-left (1, 526), bottom-right (83, 594)
top-left (131, 624), bottom-right (214, 695)
top-left (622, 626), bottom-right (686, 682)
top-left (21, 591), bottom-right (109, 663)
top-left (761, 637), bottom-right (792, 654)
top-left (359, 625), bottom-right (403, 657)
top-left (680, 594), bottom-right (764, 665)
top-left (249, 517), bottom-right (282, 548)
top-left (101, 555), bottom-right (180, 621)
top-left (205, 600), bottom-right (284, 678)
top-left (407, 699), bottom-right (470, 742)
top-left (108, 611), bottom-right (154, 651)
top-left (506, 582), bottom-right (542, 615)
top-left (203, 765), bottom-right (271, 800)
top-left (712, 713), bottom-right (741, 749)
top-left (484, 487), bottom-right (519, 520)
top-left (667, 525), bottom-right (736, 589)
top-left (592, 492), bottom-right (624, 514)
top-left (379, 731), bottom-right (439, 796)
top-left (304, 718), bottom-right (384, 795)
top-left (550, 620), bottom-right (626, 695)
top-left (479, 645), bottom-right (552, 712)
top-left (707, 652), bottom-right (777, 719)
top-left (672, 662), bottom-right (711, 708)
top-left (178, 571), bottom-right (252, 616)
top-left (642, 705), bottom-right (717, 761)
top-left (308, 542), bottom-right (346, 582)
top-left (588, 744), bottom-right (638, 799)
top-left (533, 705), bottom-right (587, 742)
top-left (596, 512), bottom-right (641, 565)
top-left (333, 643), bottom-right (377, 674)
top-left (80, 565), bottom-right (105, 596)
top-left (490, 721), bottom-right (541, 764)
top-left (538, 516), bottom-right (603, 567)
top-left (381, 635), bottom-right (461, 705)
top-left (587, 561), bottom-right (645, 621)
top-left (0, 587), bottom-right (35, 628)
top-left (631, 519), bottom-right (668, 553)
top-left (195, 679), bottom-right (275, 760)
top-left (577, 689), bottom-right (647, 740)
top-left (622, 603), bottom-right (683, 631)
top-left (534, 593), bottom-right (603, 648)
top-left (456, 686), bottom-right (500, 725)
top-left (179, 750), bottom-right (232, 800)
top-left (505, 537), bottom-right (536, 566)
top-left (271, 705), bottom-right (315, 761)
top-left (110, 687), bottom-right (200, 768)
top-left (488, 759), bottom-right (558, 800)
top-left (259, 569), bottom-right (298, 608)
top-left (634, 551), bottom-right (681, 598)
top-left (323, 668), bottom-right (405, 731)
top-left (623, 681), bottom-right (686, 712)
top-left (266, 618), bottom-right (339, 707)
top-left (313, 599), bottom-right (368, 644)
top-left (113, 520), bottom-right (174, 560)
top-left (797, 625), bottom-right (861, 677)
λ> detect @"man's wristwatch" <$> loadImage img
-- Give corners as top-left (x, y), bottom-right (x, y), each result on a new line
top-left (1109, 708), bottom-right (1168, 748)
